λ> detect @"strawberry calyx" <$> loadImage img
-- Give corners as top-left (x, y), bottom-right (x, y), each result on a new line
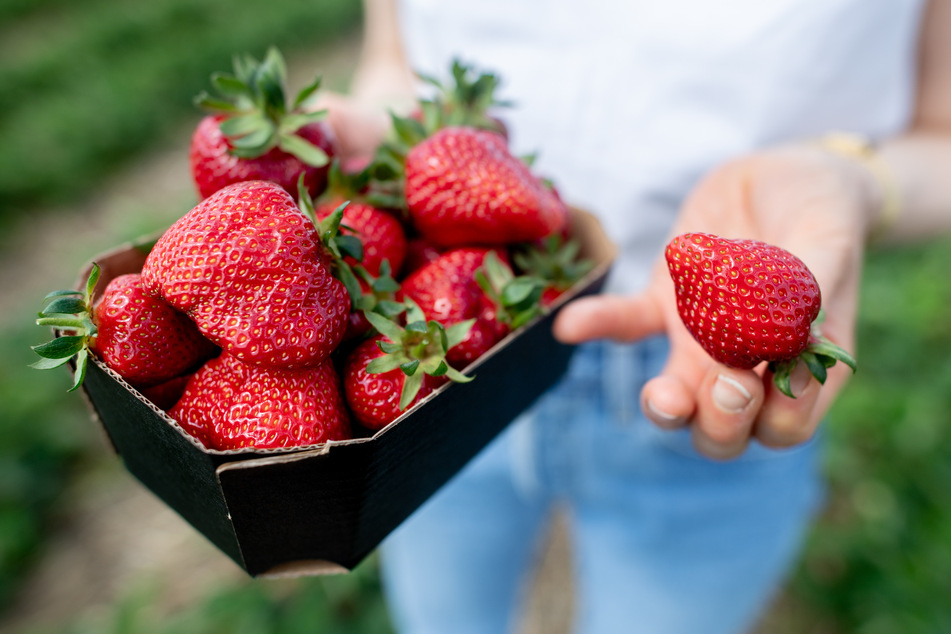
top-left (296, 175), bottom-right (363, 304)
top-left (416, 58), bottom-right (511, 135)
top-left (363, 302), bottom-right (474, 410)
top-left (363, 113), bottom-right (428, 212)
top-left (513, 234), bottom-right (595, 298)
top-left (768, 312), bottom-right (857, 398)
top-left (364, 59), bottom-right (510, 213)
top-left (31, 263), bottom-right (101, 391)
top-left (194, 47), bottom-right (330, 167)
top-left (475, 251), bottom-right (547, 329)
top-left (352, 260), bottom-right (405, 321)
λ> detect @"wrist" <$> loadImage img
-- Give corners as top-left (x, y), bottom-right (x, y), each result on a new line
top-left (813, 132), bottom-right (901, 243)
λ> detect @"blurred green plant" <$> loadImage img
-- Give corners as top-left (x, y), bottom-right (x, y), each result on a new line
top-left (0, 323), bottom-right (97, 610)
top-left (0, 0), bottom-right (361, 222)
top-left (784, 237), bottom-right (951, 633)
top-left (20, 556), bottom-right (393, 634)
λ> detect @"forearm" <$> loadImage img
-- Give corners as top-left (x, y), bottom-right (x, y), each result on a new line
top-left (349, 0), bottom-right (415, 107)
top-left (877, 128), bottom-right (951, 243)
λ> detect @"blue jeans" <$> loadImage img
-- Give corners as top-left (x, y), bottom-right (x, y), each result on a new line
top-left (380, 339), bottom-right (824, 634)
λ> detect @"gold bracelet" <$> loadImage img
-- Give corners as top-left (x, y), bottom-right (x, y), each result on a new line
top-left (816, 131), bottom-right (901, 243)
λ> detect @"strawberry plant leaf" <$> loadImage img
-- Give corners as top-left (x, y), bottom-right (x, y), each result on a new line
top-left (292, 77), bottom-right (323, 111)
top-left (211, 73), bottom-right (248, 97)
top-left (40, 297), bottom-right (87, 316)
top-left (32, 336), bottom-right (86, 360)
top-left (364, 310), bottom-right (405, 342)
top-left (279, 133), bottom-right (330, 167)
top-left (377, 341), bottom-right (402, 354)
top-left (230, 125), bottom-right (276, 152)
top-left (501, 278), bottom-right (539, 307)
top-left (29, 356), bottom-right (73, 370)
top-left (69, 349), bottom-right (89, 392)
top-left (194, 93), bottom-right (241, 114)
top-left (443, 366), bottom-right (474, 384)
top-left (399, 370), bottom-right (425, 410)
top-left (399, 359), bottom-right (420, 376)
top-left (445, 318), bottom-right (476, 349)
top-left (42, 289), bottom-right (82, 301)
top-left (367, 354), bottom-right (402, 375)
top-left (219, 112), bottom-right (270, 138)
top-left (405, 320), bottom-right (428, 334)
top-left (85, 263), bottom-right (101, 300)
top-left (376, 300), bottom-right (406, 319)
top-left (280, 111), bottom-right (327, 135)
top-left (808, 339), bottom-right (858, 373)
top-left (36, 317), bottom-right (86, 330)
top-left (335, 235), bottom-right (364, 262)
top-left (801, 351), bottom-right (828, 385)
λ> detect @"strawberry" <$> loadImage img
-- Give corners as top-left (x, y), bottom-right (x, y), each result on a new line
top-left (403, 126), bottom-right (568, 247)
top-left (343, 306), bottom-right (473, 430)
top-left (141, 180), bottom-right (351, 371)
top-left (140, 373), bottom-right (193, 411)
top-left (665, 232), bottom-right (856, 396)
top-left (169, 353), bottom-right (350, 451)
top-left (401, 236), bottom-right (444, 277)
top-left (513, 234), bottom-right (594, 306)
top-left (189, 47), bottom-right (336, 200)
top-left (31, 267), bottom-right (216, 392)
top-left (401, 248), bottom-right (545, 367)
top-left (313, 162), bottom-right (408, 277)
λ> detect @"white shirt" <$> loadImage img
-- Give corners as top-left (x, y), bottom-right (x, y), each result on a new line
top-left (398, 0), bottom-right (925, 293)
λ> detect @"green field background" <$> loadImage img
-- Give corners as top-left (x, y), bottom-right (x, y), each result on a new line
top-left (2, 2), bottom-right (951, 632)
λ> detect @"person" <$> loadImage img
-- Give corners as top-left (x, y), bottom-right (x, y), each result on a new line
top-left (320, 0), bottom-right (951, 631)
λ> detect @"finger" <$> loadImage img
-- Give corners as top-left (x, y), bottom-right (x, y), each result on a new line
top-left (753, 361), bottom-right (822, 448)
top-left (641, 374), bottom-right (694, 429)
top-left (692, 365), bottom-right (765, 460)
top-left (552, 294), bottom-right (664, 344)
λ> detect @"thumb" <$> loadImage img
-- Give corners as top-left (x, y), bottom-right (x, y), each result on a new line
top-left (552, 293), bottom-right (664, 344)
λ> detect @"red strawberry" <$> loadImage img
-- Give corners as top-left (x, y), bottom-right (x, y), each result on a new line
top-left (141, 180), bottom-right (350, 371)
top-left (401, 248), bottom-right (545, 367)
top-left (190, 115), bottom-right (335, 200)
top-left (665, 232), bottom-right (856, 396)
top-left (343, 335), bottom-right (447, 431)
top-left (169, 353), bottom-right (350, 451)
top-left (315, 199), bottom-right (407, 276)
top-left (401, 236), bottom-right (444, 277)
top-left (343, 306), bottom-right (474, 430)
top-left (403, 126), bottom-right (568, 247)
top-left (31, 267), bottom-right (216, 392)
top-left (189, 47), bottom-right (336, 200)
top-left (140, 373), bottom-right (194, 411)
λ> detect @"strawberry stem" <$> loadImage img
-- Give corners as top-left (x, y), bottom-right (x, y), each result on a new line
top-left (31, 263), bottom-right (100, 391)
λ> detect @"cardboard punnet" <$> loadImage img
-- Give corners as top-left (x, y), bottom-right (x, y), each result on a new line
top-left (76, 208), bottom-right (616, 577)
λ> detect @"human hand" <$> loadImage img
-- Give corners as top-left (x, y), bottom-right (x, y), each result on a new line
top-left (310, 92), bottom-right (393, 163)
top-left (553, 145), bottom-right (879, 459)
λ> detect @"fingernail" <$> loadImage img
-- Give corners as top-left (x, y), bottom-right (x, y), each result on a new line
top-left (789, 362), bottom-right (813, 398)
top-left (712, 375), bottom-right (752, 413)
top-left (646, 400), bottom-right (685, 427)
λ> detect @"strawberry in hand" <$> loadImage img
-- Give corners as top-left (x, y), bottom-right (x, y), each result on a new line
top-left (189, 47), bottom-right (336, 200)
top-left (665, 233), bottom-right (856, 397)
top-left (553, 146), bottom-right (873, 458)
